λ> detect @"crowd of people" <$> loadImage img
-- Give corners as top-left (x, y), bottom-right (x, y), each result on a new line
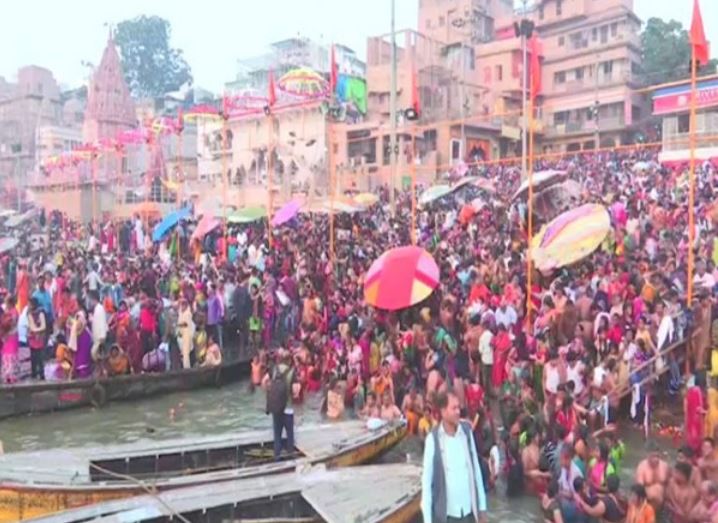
top-left (3, 145), bottom-right (718, 521)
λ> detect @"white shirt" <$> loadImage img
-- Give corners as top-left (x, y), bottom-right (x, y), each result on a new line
top-left (17, 306), bottom-right (29, 344)
top-left (91, 302), bottom-right (108, 342)
top-left (656, 313), bottom-right (675, 351)
top-left (694, 272), bottom-right (716, 290)
top-left (478, 330), bottom-right (494, 365)
top-left (495, 306), bottom-right (517, 329)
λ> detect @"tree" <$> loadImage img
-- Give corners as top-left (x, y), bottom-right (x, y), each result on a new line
top-left (115, 15), bottom-right (193, 98)
top-left (640, 17), bottom-right (717, 87)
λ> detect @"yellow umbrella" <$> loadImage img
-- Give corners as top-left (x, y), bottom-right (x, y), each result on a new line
top-left (354, 193), bottom-right (379, 206)
top-left (531, 203), bottom-right (611, 272)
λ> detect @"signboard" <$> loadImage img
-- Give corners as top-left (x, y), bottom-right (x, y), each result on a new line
top-left (653, 79), bottom-right (718, 115)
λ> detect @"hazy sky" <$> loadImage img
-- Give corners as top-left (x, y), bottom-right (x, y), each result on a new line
top-left (1, 0), bottom-right (716, 92)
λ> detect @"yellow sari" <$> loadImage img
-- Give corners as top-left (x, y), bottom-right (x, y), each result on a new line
top-left (705, 387), bottom-right (718, 439)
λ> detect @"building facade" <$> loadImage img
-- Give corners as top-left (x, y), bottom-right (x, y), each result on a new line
top-left (0, 66), bottom-right (64, 182)
top-left (653, 78), bottom-right (718, 163)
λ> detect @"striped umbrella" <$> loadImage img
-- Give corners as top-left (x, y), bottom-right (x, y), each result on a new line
top-left (364, 246), bottom-right (440, 311)
top-left (277, 67), bottom-right (328, 98)
top-left (228, 206), bottom-right (266, 224)
top-left (418, 184), bottom-right (452, 207)
top-left (531, 203), bottom-right (611, 272)
top-left (354, 192), bottom-right (380, 206)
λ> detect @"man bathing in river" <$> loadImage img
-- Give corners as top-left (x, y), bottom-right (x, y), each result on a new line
top-left (635, 441), bottom-right (669, 508)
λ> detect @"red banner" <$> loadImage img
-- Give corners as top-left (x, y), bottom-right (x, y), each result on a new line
top-left (653, 80), bottom-right (718, 115)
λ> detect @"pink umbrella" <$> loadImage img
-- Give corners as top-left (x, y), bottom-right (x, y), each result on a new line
top-left (364, 246), bottom-right (440, 311)
top-left (271, 200), bottom-right (301, 227)
top-left (192, 214), bottom-right (221, 241)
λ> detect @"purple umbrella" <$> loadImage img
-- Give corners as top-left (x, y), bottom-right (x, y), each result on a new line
top-left (271, 200), bottom-right (301, 227)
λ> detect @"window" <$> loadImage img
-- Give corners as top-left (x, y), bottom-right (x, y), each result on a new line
top-left (600, 26), bottom-right (608, 44)
top-left (555, 71), bottom-right (566, 84)
top-left (611, 22), bottom-right (618, 37)
top-left (558, 36), bottom-right (565, 46)
top-left (556, 0), bottom-right (562, 16)
top-left (439, 15), bottom-right (445, 26)
top-left (576, 67), bottom-right (584, 80)
top-left (678, 113), bottom-right (690, 133)
top-left (602, 60), bottom-right (613, 75)
top-left (495, 65), bottom-right (503, 81)
top-left (592, 28), bottom-right (598, 41)
top-left (554, 111), bottom-right (568, 125)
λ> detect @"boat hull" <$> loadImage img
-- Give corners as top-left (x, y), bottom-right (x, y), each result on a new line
top-left (0, 359), bottom-right (248, 420)
top-left (0, 423), bottom-right (407, 522)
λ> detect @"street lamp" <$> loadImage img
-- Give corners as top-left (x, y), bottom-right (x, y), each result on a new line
top-left (514, 1), bottom-right (534, 180)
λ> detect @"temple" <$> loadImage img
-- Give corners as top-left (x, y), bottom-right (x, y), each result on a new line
top-left (82, 31), bottom-right (136, 146)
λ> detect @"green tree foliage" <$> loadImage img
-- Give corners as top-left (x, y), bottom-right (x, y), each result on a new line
top-left (115, 15), bottom-right (193, 98)
top-left (640, 17), bottom-right (716, 86)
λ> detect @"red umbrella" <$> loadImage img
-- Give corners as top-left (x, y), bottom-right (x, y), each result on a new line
top-left (363, 246), bottom-right (440, 310)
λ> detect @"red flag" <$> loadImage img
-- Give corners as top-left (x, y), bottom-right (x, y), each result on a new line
top-left (330, 44), bottom-right (338, 94)
top-left (268, 70), bottom-right (277, 106)
top-left (529, 34), bottom-right (542, 101)
top-left (176, 107), bottom-right (183, 132)
top-left (411, 68), bottom-right (421, 115)
top-left (691, 0), bottom-right (710, 66)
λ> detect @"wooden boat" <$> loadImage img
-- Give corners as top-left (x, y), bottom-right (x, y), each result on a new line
top-left (0, 419), bottom-right (407, 522)
top-left (22, 464), bottom-right (422, 523)
top-left (0, 358), bottom-right (249, 420)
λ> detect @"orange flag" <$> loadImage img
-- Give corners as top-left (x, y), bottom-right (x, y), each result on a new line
top-left (411, 68), bottom-right (421, 115)
top-left (691, 0), bottom-right (710, 66)
top-left (267, 70), bottom-right (277, 107)
top-left (529, 34), bottom-right (542, 100)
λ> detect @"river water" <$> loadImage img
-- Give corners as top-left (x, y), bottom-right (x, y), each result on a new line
top-left (1, 380), bottom-right (665, 522)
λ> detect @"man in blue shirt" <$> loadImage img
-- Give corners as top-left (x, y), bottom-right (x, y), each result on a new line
top-left (422, 391), bottom-right (488, 523)
top-left (32, 274), bottom-right (53, 330)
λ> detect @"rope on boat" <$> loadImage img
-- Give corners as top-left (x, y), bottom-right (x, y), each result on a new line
top-left (88, 462), bottom-right (191, 523)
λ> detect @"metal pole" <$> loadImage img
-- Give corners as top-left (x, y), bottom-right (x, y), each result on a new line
top-left (460, 45), bottom-right (466, 162)
top-left (15, 151), bottom-right (21, 211)
top-left (687, 51), bottom-right (697, 306)
top-left (594, 56), bottom-right (600, 148)
top-left (521, 0), bottom-right (528, 180)
top-left (388, 0), bottom-right (397, 215)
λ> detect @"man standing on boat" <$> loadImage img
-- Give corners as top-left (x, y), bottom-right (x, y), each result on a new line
top-left (422, 391), bottom-right (488, 523)
top-left (264, 350), bottom-right (295, 461)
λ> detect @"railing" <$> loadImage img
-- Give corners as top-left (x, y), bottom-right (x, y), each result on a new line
top-left (610, 313), bottom-right (688, 402)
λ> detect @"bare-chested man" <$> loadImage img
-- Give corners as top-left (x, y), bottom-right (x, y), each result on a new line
top-left (401, 387), bottom-right (425, 434)
top-left (688, 480), bottom-right (718, 523)
top-left (380, 391), bottom-right (402, 423)
top-left (666, 462), bottom-right (698, 523)
top-left (677, 445), bottom-right (704, 493)
top-left (522, 429), bottom-right (551, 494)
top-left (700, 438), bottom-right (718, 484)
top-left (635, 440), bottom-right (670, 508)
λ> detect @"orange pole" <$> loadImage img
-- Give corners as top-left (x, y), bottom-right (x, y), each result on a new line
top-left (177, 125), bottom-right (183, 260)
top-left (91, 153), bottom-right (98, 227)
top-left (222, 112), bottom-right (229, 259)
top-left (526, 87), bottom-right (535, 333)
top-left (267, 115), bottom-right (274, 249)
top-left (329, 122), bottom-right (335, 265)
top-left (411, 130), bottom-right (417, 245)
top-left (687, 48), bottom-right (697, 306)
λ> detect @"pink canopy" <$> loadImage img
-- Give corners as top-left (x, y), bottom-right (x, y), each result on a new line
top-left (271, 200), bottom-right (301, 227)
top-left (192, 214), bottom-right (221, 240)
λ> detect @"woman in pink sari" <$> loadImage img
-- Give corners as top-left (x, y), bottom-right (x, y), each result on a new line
top-left (685, 371), bottom-right (707, 454)
top-left (1, 296), bottom-right (19, 383)
top-left (491, 324), bottom-right (512, 389)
